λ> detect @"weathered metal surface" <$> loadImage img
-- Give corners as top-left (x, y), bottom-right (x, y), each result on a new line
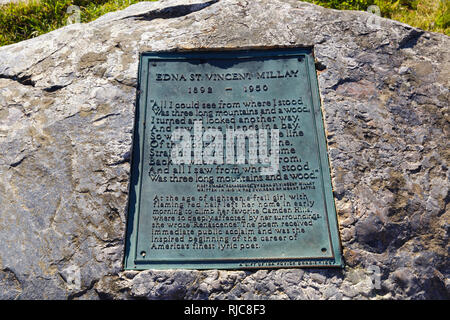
top-left (125, 49), bottom-right (342, 269)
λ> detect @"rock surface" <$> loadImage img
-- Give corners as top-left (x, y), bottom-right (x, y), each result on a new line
top-left (0, 0), bottom-right (448, 299)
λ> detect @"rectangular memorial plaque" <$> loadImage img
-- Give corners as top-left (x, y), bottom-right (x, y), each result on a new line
top-left (124, 49), bottom-right (343, 269)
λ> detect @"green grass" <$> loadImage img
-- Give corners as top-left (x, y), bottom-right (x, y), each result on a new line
top-left (304, 0), bottom-right (449, 35)
top-left (0, 0), bottom-right (157, 46)
top-left (0, 0), bottom-right (448, 47)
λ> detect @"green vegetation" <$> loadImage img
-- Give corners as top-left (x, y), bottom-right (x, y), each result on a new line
top-left (304, 0), bottom-right (449, 35)
top-left (0, 0), bottom-right (157, 46)
top-left (0, 0), bottom-right (448, 47)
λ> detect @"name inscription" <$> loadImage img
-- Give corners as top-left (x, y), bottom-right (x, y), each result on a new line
top-left (155, 69), bottom-right (299, 82)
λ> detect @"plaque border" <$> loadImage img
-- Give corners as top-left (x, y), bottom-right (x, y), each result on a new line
top-left (124, 48), bottom-right (343, 270)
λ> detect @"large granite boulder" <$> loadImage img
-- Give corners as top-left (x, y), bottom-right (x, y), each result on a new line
top-left (0, 0), bottom-right (448, 299)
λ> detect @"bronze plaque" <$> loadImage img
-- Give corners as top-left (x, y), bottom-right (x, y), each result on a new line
top-left (124, 49), bottom-right (342, 269)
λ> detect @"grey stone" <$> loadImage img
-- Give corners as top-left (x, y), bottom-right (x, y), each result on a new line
top-left (0, 268), bottom-right (22, 300)
top-left (0, 0), bottom-right (448, 299)
top-left (310, 272), bottom-right (327, 284)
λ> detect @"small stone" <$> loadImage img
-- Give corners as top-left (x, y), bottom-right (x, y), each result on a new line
top-left (310, 273), bottom-right (327, 284)
top-left (399, 66), bottom-right (410, 74)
